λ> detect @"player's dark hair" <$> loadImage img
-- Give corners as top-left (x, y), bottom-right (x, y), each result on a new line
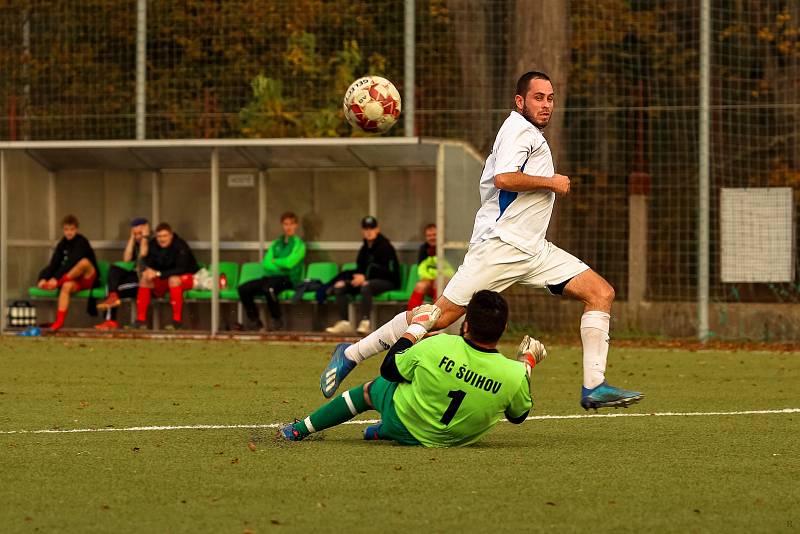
top-left (515, 71), bottom-right (551, 97)
top-left (155, 222), bottom-right (172, 233)
top-left (61, 214), bottom-right (79, 227)
top-left (280, 211), bottom-right (298, 223)
top-left (424, 223), bottom-right (436, 231)
top-left (465, 290), bottom-right (508, 344)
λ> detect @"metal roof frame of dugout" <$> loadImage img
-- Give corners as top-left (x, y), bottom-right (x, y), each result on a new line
top-left (0, 137), bottom-right (483, 334)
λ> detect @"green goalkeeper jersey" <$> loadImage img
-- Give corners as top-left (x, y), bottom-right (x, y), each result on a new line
top-left (392, 334), bottom-right (532, 448)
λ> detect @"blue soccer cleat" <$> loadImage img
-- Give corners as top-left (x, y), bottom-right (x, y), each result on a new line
top-left (580, 381), bottom-right (643, 411)
top-left (280, 422), bottom-right (305, 442)
top-left (320, 343), bottom-right (356, 398)
top-left (364, 422), bottom-right (383, 441)
top-left (18, 326), bottom-right (41, 337)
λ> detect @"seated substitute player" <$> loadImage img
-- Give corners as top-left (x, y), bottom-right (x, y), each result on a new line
top-left (133, 222), bottom-right (199, 330)
top-left (320, 71), bottom-right (642, 411)
top-left (324, 216), bottom-right (400, 335)
top-left (284, 290), bottom-right (547, 447)
top-left (95, 217), bottom-right (150, 330)
top-left (35, 214), bottom-right (100, 332)
top-left (238, 211), bottom-right (306, 331)
top-left (407, 223), bottom-right (455, 311)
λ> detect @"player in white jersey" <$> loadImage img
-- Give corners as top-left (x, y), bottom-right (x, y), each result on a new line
top-left (321, 71), bottom-right (643, 411)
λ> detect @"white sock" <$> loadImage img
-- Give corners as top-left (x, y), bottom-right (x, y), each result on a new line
top-left (344, 311), bottom-right (409, 363)
top-left (580, 311), bottom-right (611, 389)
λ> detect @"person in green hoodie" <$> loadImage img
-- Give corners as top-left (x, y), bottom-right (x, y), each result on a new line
top-left (238, 212), bottom-right (306, 331)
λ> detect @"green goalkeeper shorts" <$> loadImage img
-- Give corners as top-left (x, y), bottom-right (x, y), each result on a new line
top-left (367, 377), bottom-right (421, 446)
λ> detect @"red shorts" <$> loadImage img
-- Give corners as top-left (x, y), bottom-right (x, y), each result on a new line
top-left (152, 274), bottom-right (194, 298)
top-left (58, 274), bottom-right (96, 292)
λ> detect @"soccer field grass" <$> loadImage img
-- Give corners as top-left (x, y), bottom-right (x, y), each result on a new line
top-left (1, 337), bottom-right (798, 533)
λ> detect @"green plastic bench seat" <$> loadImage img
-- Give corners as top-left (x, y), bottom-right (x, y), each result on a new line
top-left (301, 262), bottom-right (339, 301)
top-left (184, 261), bottom-right (239, 300)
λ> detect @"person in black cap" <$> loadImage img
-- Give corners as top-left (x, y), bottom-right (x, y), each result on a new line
top-left (325, 216), bottom-right (400, 335)
top-left (94, 217), bottom-right (150, 330)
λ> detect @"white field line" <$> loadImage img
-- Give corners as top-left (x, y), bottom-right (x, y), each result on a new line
top-left (1, 408), bottom-right (798, 436)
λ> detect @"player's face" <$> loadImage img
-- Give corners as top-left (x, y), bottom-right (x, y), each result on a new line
top-left (62, 224), bottom-right (77, 240)
top-left (281, 218), bottom-right (298, 237)
top-left (425, 227), bottom-right (437, 246)
top-left (362, 227), bottom-right (379, 242)
top-left (516, 79), bottom-right (554, 129)
top-left (156, 229), bottom-right (173, 248)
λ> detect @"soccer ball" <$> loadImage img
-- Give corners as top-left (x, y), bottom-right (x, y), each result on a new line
top-left (343, 76), bottom-right (402, 134)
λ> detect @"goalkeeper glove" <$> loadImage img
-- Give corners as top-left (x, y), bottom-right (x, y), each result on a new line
top-left (516, 335), bottom-right (547, 379)
top-left (405, 304), bottom-right (442, 343)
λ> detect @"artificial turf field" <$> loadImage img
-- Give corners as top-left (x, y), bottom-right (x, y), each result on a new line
top-left (0, 337), bottom-right (797, 533)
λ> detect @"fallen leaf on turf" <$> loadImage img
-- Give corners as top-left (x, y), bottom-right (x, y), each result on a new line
top-left (247, 441), bottom-right (257, 452)
top-left (79, 400), bottom-right (90, 408)
top-left (231, 457), bottom-right (240, 464)
top-left (132, 447), bottom-right (140, 452)
top-left (24, 517), bottom-right (33, 522)
top-left (694, 509), bottom-right (701, 514)
top-left (100, 504), bottom-right (110, 510)
top-left (243, 529), bottom-right (255, 534)
top-left (271, 519), bottom-right (280, 525)
top-left (546, 502), bottom-right (556, 506)
top-left (394, 466), bottom-right (402, 471)
top-left (213, 384), bottom-right (222, 388)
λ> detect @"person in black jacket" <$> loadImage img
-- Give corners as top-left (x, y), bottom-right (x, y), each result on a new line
top-left (133, 222), bottom-right (199, 330)
top-left (325, 216), bottom-right (400, 335)
top-left (36, 214), bottom-right (99, 332)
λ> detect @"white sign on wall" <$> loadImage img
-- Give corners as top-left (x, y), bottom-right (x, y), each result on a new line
top-left (227, 173), bottom-right (255, 188)
top-left (720, 187), bottom-right (795, 283)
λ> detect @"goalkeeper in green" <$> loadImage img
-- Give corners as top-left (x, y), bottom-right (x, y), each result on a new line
top-left (281, 290), bottom-right (546, 447)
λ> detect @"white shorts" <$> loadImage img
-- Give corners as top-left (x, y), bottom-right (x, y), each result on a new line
top-left (442, 238), bottom-right (590, 307)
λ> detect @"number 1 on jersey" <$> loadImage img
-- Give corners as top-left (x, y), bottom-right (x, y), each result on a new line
top-left (440, 389), bottom-right (466, 425)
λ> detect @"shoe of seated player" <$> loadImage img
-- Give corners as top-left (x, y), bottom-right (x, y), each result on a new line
top-left (96, 294), bottom-right (121, 311)
top-left (94, 319), bottom-right (119, 330)
top-left (280, 422), bottom-right (305, 442)
top-left (319, 342), bottom-right (355, 398)
top-left (356, 319), bottom-right (371, 335)
top-left (364, 422), bottom-right (384, 441)
top-left (580, 381), bottom-right (643, 410)
top-left (325, 320), bottom-right (355, 334)
top-left (164, 320), bottom-right (182, 331)
top-left (126, 320), bottom-right (148, 330)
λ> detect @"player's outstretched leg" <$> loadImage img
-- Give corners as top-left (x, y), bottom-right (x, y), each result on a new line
top-left (563, 270), bottom-right (643, 410)
top-left (281, 383), bottom-right (371, 441)
top-left (320, 343), bottom-right (356, 399)
top-left (319, 298), bottom-right (464, 398)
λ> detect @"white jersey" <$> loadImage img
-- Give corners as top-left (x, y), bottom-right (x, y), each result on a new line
top-left (469, 111), bottom-right (556, 256)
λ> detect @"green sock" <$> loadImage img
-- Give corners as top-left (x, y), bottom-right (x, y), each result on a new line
top-left (293, 384), bottom-right (370, 436)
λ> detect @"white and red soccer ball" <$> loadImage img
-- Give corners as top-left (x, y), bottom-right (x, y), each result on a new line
top-left (343, 76), bottom-right (402, 134)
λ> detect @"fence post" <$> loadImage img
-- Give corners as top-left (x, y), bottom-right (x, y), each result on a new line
top-left (0, 150), bottom-right (7, 334)
top-left (135, 0), bottom-right (147, 140)
top-left (211, 148), bottom-right (220, 335)
top-left (698, 0), bottom-right (711, 341)
top-left (404, 0), bottom-right (415, 137)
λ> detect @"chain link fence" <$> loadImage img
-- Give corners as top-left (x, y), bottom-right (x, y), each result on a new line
top-left (1, 0), bottom-right (798, 338)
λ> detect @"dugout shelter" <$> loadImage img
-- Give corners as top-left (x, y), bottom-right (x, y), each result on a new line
top-left (0, 138), bottom-right (483, 334)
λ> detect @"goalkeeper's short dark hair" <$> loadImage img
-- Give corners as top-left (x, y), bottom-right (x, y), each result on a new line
top-left (516, 71), bottom-right (551, 97)
top-left (465, 290), bottom-right (508, 344)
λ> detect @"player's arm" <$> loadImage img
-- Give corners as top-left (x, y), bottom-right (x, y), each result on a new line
top-left (380, 304), bottom-right (442, 383)
top-left (494, 172), bottom-right (570, 196)
top-left (492, 128), bottom-right (570, 195)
